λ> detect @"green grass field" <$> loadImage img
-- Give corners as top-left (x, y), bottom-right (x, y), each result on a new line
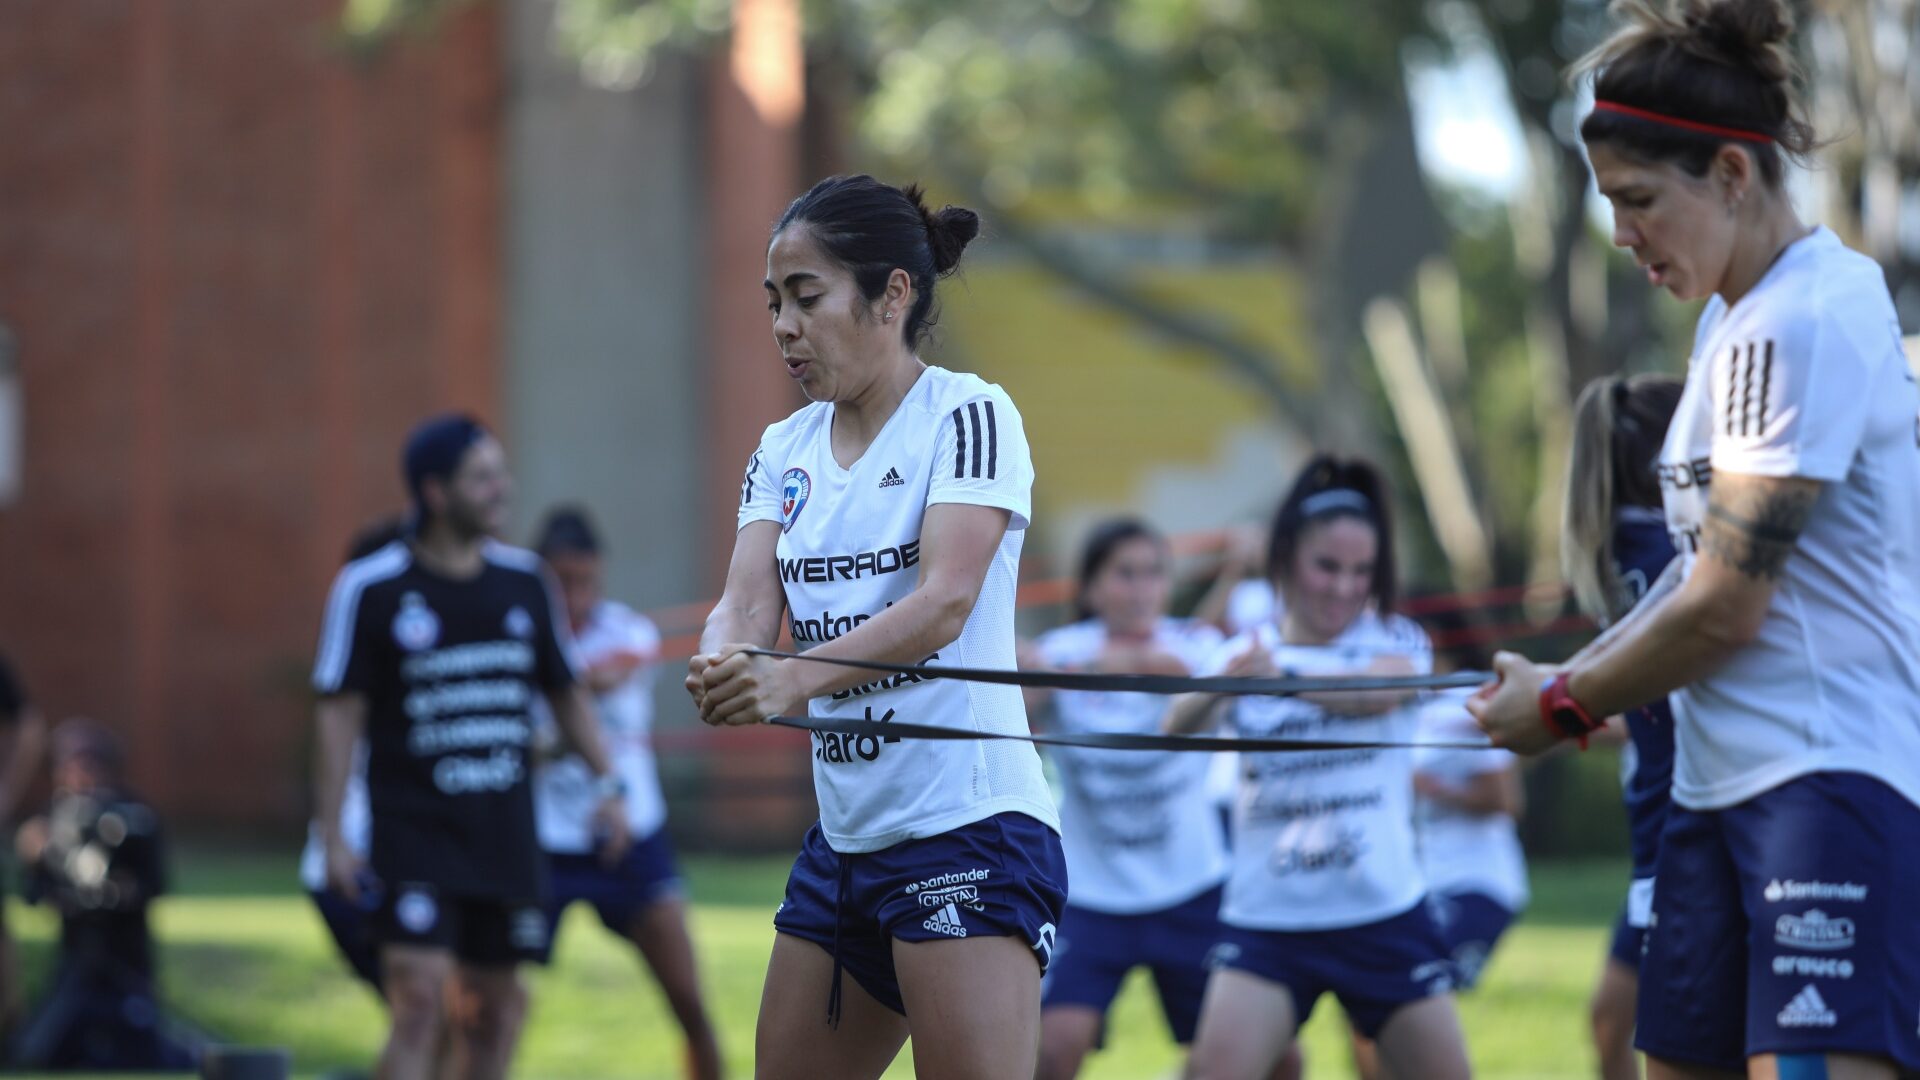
top-left (8, 853), bottom-right (1628, 1079)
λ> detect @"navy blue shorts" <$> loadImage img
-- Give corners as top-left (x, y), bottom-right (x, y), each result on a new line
top-left (1208, 899), bottom-right (1455, 1039)
top-left (772, 813), bottom-right (1068, 1017)
top-left (1041, 884), bottom-right (1224, 1043)
top-left (1426, 891), bottom-right (1519, 991)
top-left (535, 827), bottom-right (683, 963)
top-left (310, 888), bottom-right (383, 991)
top-left (1635, 772), bottom-right (1920, 1072)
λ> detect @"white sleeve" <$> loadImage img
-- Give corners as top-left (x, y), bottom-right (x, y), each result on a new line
top-left (927, 391), bottom-right (1034, 530)
top-left (1708, 307), bottom-right (1871, 482)
top-left (737, 430), bottom-right (784, 530)
top-left (627, 612), bottom-right (662, 662)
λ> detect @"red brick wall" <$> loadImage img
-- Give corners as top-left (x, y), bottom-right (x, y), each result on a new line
top-left (0, 0), bottom-right (503, 827)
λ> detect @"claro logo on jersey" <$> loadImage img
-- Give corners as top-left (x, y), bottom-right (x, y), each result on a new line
top-left (813, 706), bottom-right (902, 764)
top-left (780, 541), bottom-right (921, 584)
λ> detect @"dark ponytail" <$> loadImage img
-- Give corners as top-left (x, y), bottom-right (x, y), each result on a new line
top-left (773, 175), bottom-right (980, 348)
top-left (1266, 455), bottom-right (1398, 614)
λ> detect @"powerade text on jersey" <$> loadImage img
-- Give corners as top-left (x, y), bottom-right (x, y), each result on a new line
top-left (738, 367), bottom-right (1059, 852)
top-left (1657, 226), bottom-right (1920, 812)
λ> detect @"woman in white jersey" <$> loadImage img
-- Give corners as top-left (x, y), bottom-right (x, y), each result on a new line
top-left (529, 507), bottom-right (723, 1080)
top-left (1169, 456), bottom-right (1471, 1080)
top-left (1027, 518), bottom-right (1226, 1079)
top-left (689, 175), bottom-right (1064, 1080)
top-left (1472, 2), bottom-right (1920, 1076)
top-left (1408, 649), bottom-right (1527, 994)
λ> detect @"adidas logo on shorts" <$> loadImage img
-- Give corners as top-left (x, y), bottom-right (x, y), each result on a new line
top-left (923, 902), bottom-right (968, 938)
top-left (1777, 984), bottom-right (1838, 1029)
top-left (878, 467), bottom-right (906, 489)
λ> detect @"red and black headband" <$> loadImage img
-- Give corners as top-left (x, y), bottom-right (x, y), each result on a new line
top-left (1591, 100), bottom-right (1775, 144)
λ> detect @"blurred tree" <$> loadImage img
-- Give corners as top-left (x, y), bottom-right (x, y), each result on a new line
top-left (1805, 0), bottom-right (1920, 327)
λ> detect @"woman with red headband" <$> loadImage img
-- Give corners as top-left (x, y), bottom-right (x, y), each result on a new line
top-left (1471, 2), bottom-right (1920, 1078)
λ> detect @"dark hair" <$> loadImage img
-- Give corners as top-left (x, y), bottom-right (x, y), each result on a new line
top-left (401, 413), bottom-right (490, 519)
top-left (1564, 373), bottom-right (1685, 620)
top-left (772, 175), bottom-right (981, 348)
top-left (1577, 0), bottom-right (1815, 187)
top-left (1072, 518), bottom-right (1165, 620)
top-left (343, 514), bottom-right (409, 565)
top-left (1265, 455), bottom-right (1398, 614)
top-left (534, 505), bottom-right (602, 558)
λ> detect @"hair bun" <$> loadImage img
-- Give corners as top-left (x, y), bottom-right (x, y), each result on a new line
top-left (901, 184), bottom-right (980, 275)
top-left (927, 207), bottom-right (981, 274)
top-left (1679, 0), bottom-right (1793, 79)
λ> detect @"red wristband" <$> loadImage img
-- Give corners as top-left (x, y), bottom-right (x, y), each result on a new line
top-left (1538, 672), bottom-right (1602, 749)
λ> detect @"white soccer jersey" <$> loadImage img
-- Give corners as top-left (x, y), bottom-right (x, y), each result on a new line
top-left (1658, 226), bottom-right (1920, 812)
top-left (738, 366), bottom-right (1059, 852)
top-left (299, 740), bottom-right (370, 892)
top-left (1036, 617), bottom-right (1228, 914)
top-left (1413, 690), bottom-right (1528, 910)
top-left (1208, 613), bottom-right (1433, 931)
top-left (534, 600), bottom-right (667, 852)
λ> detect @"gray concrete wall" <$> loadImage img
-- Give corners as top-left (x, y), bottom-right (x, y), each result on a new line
top-left (501, 0), bottom-right (705, 616)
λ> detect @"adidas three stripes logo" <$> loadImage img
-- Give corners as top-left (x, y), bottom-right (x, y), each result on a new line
top-left (1723, 340), bottom-right (1775, 437)
top-left (951, 401), bottom-right (998, 480)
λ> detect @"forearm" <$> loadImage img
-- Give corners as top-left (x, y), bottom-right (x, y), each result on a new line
top-left (700, 599), bottom-right (784, 656)
top-left (313, 699), bottom-right (363, 844)
top-left (1565, 558), bottom-right (1686, 669)
top-left (552, 687), bottom-right (616, 778)
top-left (1565, 580), bottom-right (1746, 718)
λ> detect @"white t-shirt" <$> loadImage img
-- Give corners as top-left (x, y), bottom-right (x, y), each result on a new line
top-left (738, 366), bottom-right (1059, 852)
top-left (1412, 689), bottom-right (1528, 911)
top-left (1208, 613), bottom-right (1433, 931)
top-left (1036, 617), bottom-right (1228, 914)
top-left (300, 740), bottom-right (370, 892)
top-left (1658, 226), bottom-right (1920, 812)
top-left (533, 600), bottom-right (667, 852)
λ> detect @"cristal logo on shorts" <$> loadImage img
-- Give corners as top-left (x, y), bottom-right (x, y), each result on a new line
top-left (1775, 909), bottom-right (1856, 951)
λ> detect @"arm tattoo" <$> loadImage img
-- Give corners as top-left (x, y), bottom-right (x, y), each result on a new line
top-left (1701, 483), bottom-right (1818, 581)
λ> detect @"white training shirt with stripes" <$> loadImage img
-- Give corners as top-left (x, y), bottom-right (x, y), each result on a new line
top-left (1204, 612), bottom-right (1434, 931)
top-left (1412, 688), bottom-right (1528, 911)
top-left (1036, 617), bottom-right (1228, 914)
top-left (1658, 225), bottom-right (1920, 812)
top-left (739, 366), bottom-right (1059, 853)
top-left (533, 599), bottom-right (668, 851)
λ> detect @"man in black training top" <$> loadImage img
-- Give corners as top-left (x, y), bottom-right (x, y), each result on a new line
top-left (312, 414), bottom-right (630, 1080)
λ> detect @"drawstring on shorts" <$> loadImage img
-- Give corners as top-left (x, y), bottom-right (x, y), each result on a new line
top-left (826, 851), bottom-right (854, 1029)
